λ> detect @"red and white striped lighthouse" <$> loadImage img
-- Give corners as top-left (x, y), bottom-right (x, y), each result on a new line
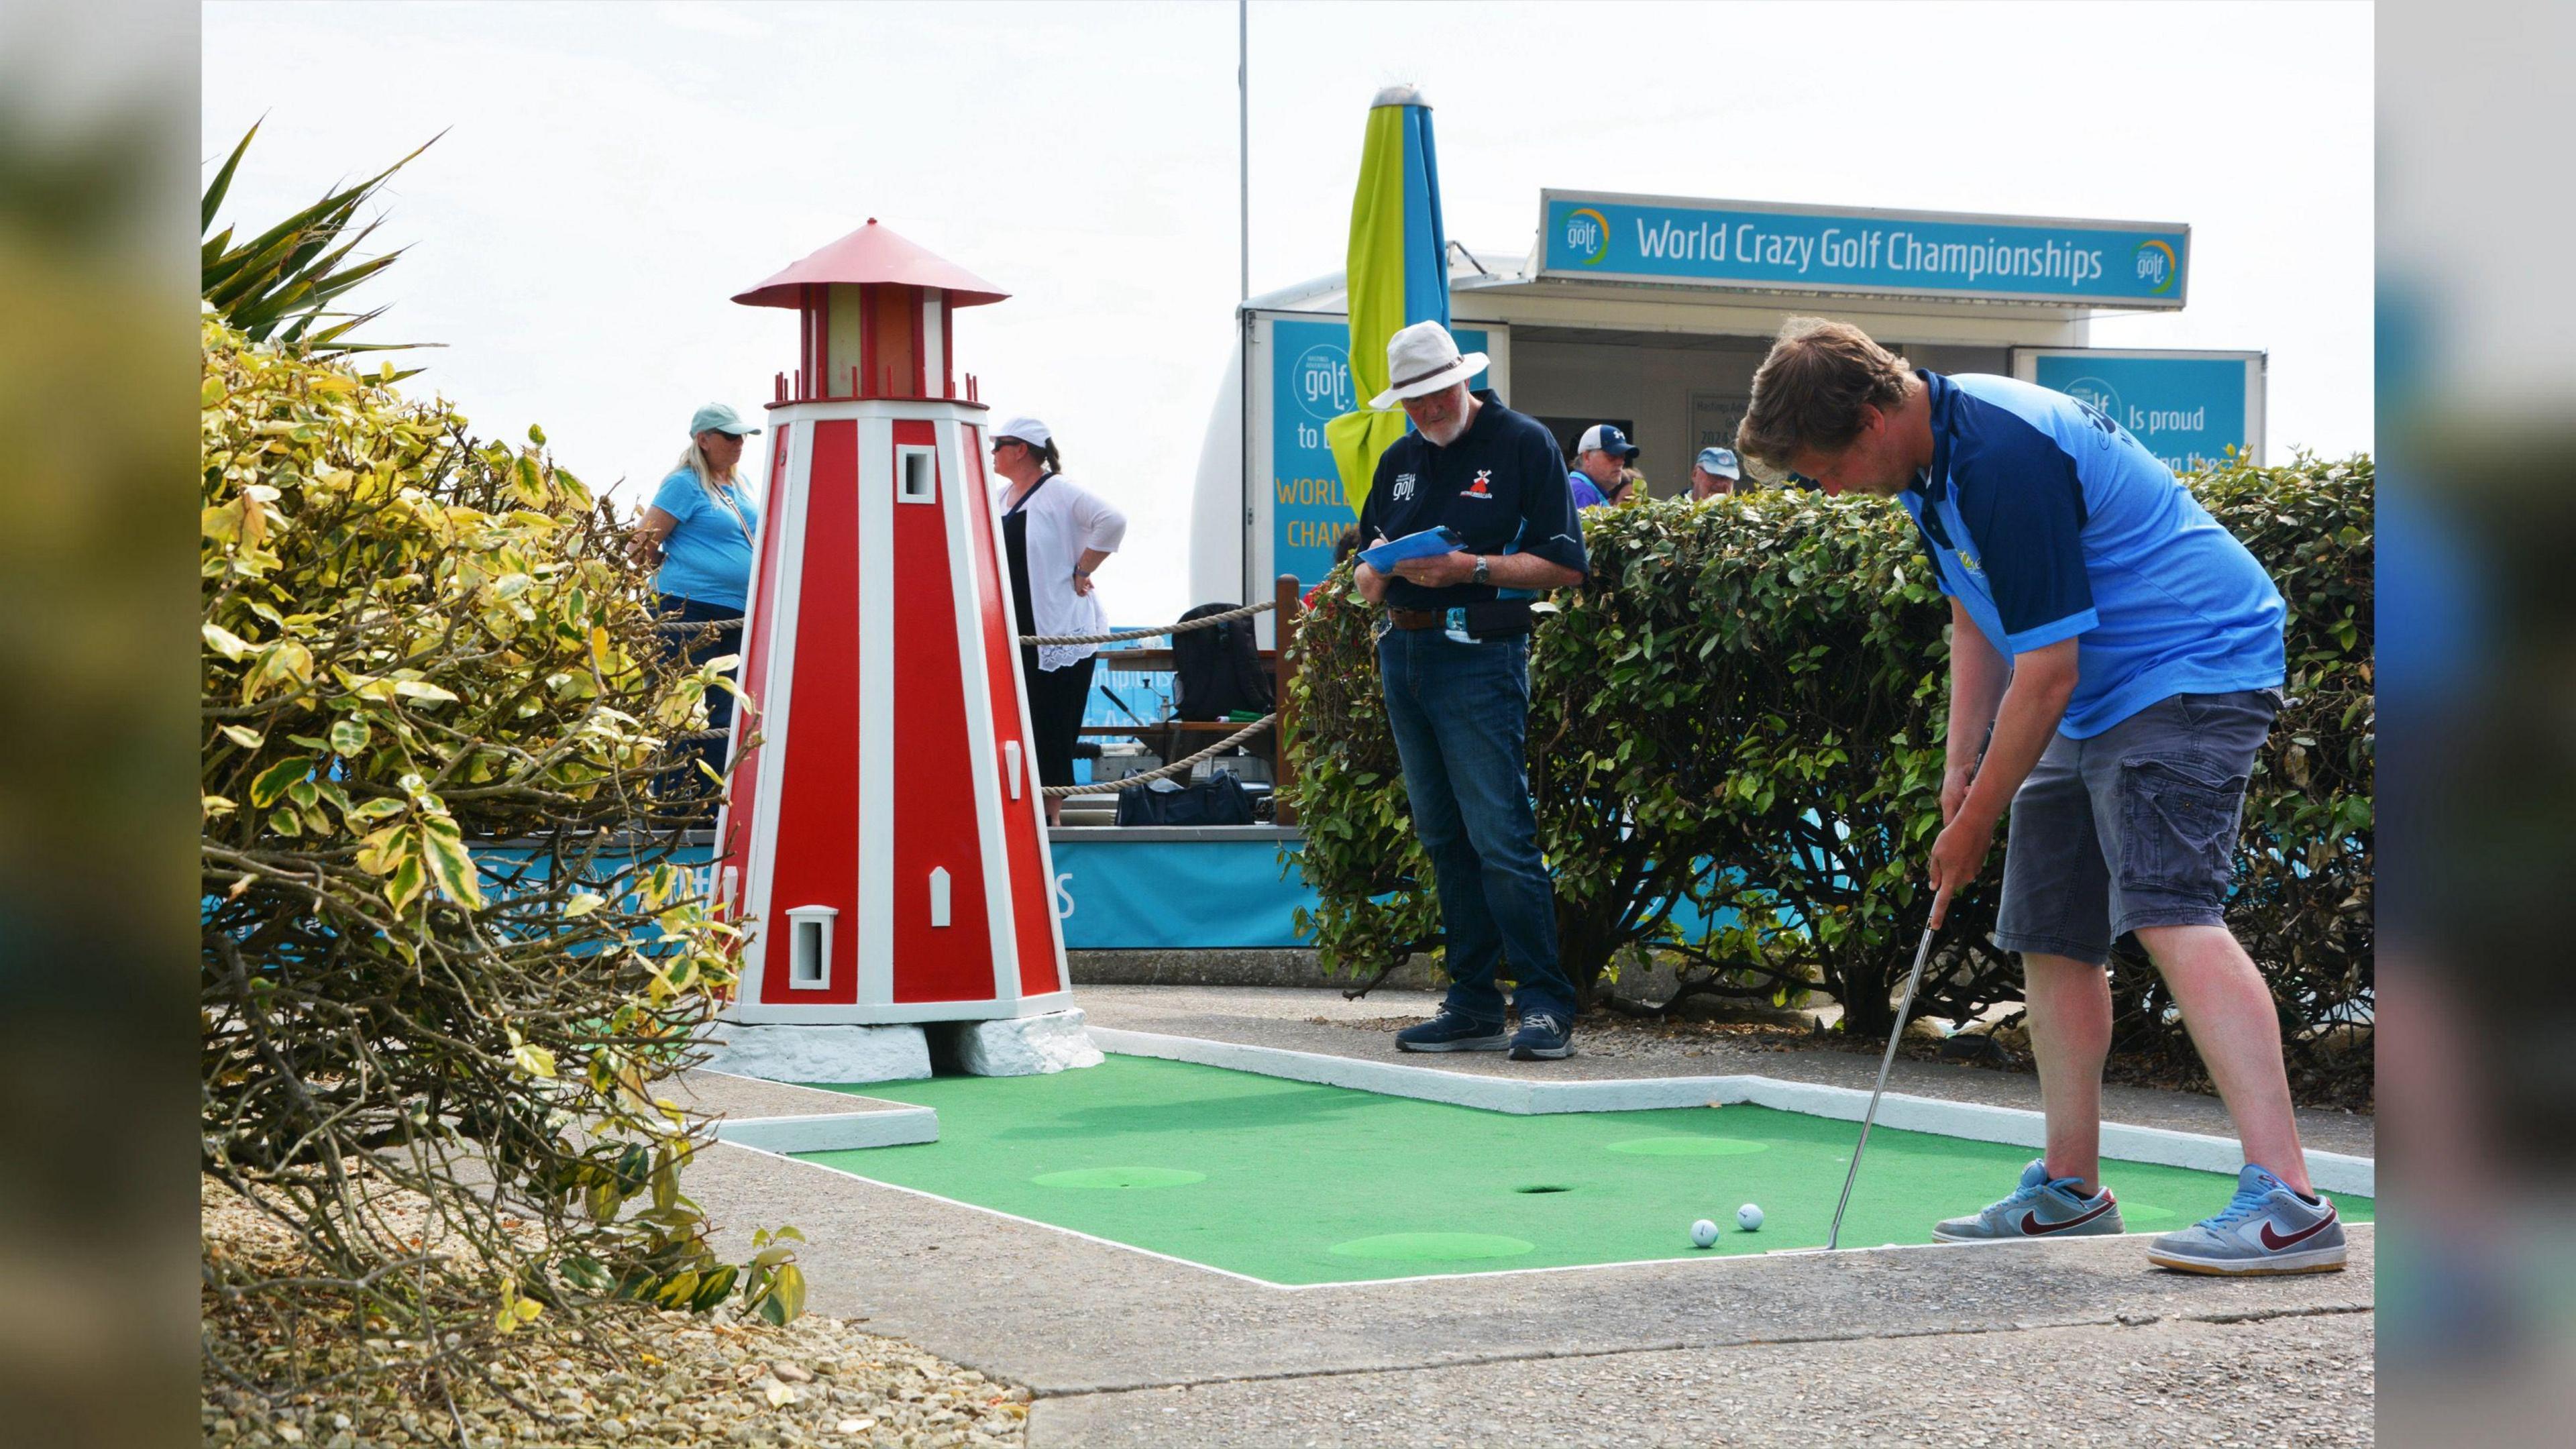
top-left (712, 219), bottom-right (1069, 1026)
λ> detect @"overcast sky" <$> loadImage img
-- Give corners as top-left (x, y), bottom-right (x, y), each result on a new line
top-left (204, 1), bottom-right (2372, 625)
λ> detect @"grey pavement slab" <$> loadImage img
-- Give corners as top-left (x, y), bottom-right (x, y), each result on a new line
top-left (1075, 985), bottom-right (2379, 1160)
top-left (672, 1068), bottom-right (920, 1120)
top-left (688, 1140), bottom-right (2373, 1399)
top-left (1024, 1311), bottom-right (2375, 1448)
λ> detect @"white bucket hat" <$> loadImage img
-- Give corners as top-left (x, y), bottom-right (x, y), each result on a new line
top-left (1368, 321), bottom-right (1490, 411)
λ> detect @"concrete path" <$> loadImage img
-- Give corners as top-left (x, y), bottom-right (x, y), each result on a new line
top-left (679, 987), bottom-right (2375, 1446)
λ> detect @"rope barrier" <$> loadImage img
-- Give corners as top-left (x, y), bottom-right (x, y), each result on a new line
top-left (651, 599), bottom-right (1276, 649)
top-left (1043, 713), bottom-right (1275, 797)
top-left (1021, 598), bottom-right (1273, 648)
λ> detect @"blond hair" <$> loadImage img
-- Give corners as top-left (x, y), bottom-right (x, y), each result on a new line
top-left (674, 436), bottom-right (747, 508)
top-left (1735, 317), bottom-right (1914, 466)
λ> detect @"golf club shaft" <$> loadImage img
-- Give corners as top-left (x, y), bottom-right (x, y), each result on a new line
top-left (1827, 924), bottom-right (1937, 1251)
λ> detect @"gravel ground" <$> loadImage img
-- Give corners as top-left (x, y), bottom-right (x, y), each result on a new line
top-left (203, 1182), bottom-right (1030, 1449)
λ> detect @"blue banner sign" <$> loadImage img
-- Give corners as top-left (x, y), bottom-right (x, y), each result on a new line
top-left (1270, 316), bottom-right (1489, 588)
top-left (1052, 837), bottom-right (1317, 950)
top-left (1540, 191), bottom-right (2188, 308)
top-left (2021, 350), bottom-right (2263, 473)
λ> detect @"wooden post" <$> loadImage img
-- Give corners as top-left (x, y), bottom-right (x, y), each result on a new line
top-left (1271, 574), bottom-right (1301, 826)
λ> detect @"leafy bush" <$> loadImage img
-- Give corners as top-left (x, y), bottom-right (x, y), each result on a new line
top-left (1285, 454), bottom-right (2372, 1085)
top-left (201, 317), bottom-right (798, 1401)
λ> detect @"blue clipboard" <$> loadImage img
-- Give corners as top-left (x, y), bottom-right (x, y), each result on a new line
top-left (1358, 526), bottom-right (1465, 574)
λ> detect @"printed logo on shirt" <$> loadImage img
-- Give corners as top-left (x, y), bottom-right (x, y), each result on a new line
top-left (1392, 473), bottom-right (1417, 502)
top-left (1460, 470), bottom-right (1495, 499)
top-left (1958, 551), bottom-right (1982, 575)
top-left (2070, 394), bottom-right (2123, 443)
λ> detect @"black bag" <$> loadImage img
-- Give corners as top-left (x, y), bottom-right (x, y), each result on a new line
top-left (1115, 773), bottom-right (1255, 826)
top-left (1170, 602), bottom-right (1275, 721)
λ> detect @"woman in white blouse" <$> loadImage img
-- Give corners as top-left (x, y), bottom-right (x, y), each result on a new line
top-left (990, 416), bottom-right (1127, 824)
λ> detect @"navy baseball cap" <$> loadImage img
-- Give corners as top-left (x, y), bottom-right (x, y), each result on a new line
top-left (1695, 446), bottom-right (1741, 479)
top-left (1577, 423), bottom-right (1639, 460)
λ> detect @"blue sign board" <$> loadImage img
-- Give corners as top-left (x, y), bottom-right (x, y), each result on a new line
top-left (1540, 191), bottom-right (2188, 308)
top-left (1269, 316), bottom-right (1489, 590)
top-left (1052, 837), bottom-right (1317, 950)
top-left (2022, 350), bottom-right (2263, 473)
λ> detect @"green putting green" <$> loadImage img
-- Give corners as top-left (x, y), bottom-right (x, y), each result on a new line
top-left (796, 1056), bottom-right (2372, 1287)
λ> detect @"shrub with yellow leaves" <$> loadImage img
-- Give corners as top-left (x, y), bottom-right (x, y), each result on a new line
top-left (200, 316), bottom-right (802, 1403)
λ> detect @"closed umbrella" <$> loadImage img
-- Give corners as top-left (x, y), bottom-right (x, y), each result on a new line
top-left (1325, 84), bottom-right (1450, 521)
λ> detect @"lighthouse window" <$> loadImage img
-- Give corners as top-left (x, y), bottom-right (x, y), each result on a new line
top-left (784, 905), bottom-right (835, 989)
top-left (898, 447), bottom-right (936, 504)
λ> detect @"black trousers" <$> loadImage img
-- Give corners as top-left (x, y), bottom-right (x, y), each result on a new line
top-left (1022, 651), bottom-right (1097, 789)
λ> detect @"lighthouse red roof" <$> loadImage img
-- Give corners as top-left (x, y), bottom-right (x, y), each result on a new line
top-left (731, 218), bottom-right (1009, 309)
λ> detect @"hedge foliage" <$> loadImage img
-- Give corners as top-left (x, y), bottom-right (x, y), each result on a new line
top-left (1283, 454), bottom-right (2371, 1085)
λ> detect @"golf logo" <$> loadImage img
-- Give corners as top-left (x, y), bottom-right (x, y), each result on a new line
top-left (1391, 472), bottom-right (1417, 502)
top-left (2062, 377), bottom-right (2127, 442)
top-left (1461, 470), bottom-right (1494, 498)
top-left (1562, 206), bottom-right (1611, 267)
top-left (2133, 239), bottom-right (2178, 296)
top-left (1291, 341), bottom-right (1354, 423)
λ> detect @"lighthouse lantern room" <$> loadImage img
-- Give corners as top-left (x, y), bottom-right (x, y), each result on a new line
top-left (713, 220), bottom-right (1067, 1025)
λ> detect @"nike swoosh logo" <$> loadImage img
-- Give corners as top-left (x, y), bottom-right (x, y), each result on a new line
top-left (2261, 1207), bottom-right (2339, 1250)
top-left (2019, 1197), bottom-right (2118, 1236)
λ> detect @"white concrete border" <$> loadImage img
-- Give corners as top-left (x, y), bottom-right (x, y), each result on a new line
top-left (712, 1106), bottom-right (938, 1155)
top-left (1089, 1028), bottom-right (2374, 1198)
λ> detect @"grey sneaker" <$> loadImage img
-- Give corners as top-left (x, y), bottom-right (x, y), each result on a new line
top-left (2147, 1164), bottom-right (2347, 1276)
top-left (1932, 1159), bottom-right (2125, 1243)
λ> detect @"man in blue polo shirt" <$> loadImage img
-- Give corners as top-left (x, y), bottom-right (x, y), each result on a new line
top-left (1734, 317), bottom-right (2344, 1277)
top-left (1568, 423), bottom-right (1638, 509)
top-left (1354, 321), bottom-right (1591, 1061)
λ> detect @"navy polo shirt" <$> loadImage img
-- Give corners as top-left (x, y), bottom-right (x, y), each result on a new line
top-left (1902, 370), bottom-right (2285, 738)
top-left (1357, 390), bottom-right (1589, 611)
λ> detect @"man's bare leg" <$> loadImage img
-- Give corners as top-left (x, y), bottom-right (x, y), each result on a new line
top-left (2023, 951), bottom-right (2113, 1192)
top-left (2135, 922), bottom-right (2313, 1195)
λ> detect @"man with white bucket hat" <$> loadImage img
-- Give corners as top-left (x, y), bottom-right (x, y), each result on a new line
top-left (1352, 321), bottom-right (1591, 1061)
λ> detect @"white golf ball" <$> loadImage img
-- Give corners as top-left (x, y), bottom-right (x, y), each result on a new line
top-left (1688, 1218), bottom-right (1719, 1248)
top-left (1737, 1203), bottom-right (1764, 1232)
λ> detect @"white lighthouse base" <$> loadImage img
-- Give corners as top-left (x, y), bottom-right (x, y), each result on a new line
top-left (695, 1021), bottom-right (933, 1084)
top-left (937, 1008), bottom-right (1105, 1077)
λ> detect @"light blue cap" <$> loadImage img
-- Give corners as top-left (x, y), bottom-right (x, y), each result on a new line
top-left (689, 402), bottom-right (761, 437)
top-left (1696, 445), bottom-right (1741, 478)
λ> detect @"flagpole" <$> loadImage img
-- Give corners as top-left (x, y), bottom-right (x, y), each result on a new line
top-left (1237, 0), bottom-right (1255, 610)
top-left (1238, 0), bottom-right (1249, 304)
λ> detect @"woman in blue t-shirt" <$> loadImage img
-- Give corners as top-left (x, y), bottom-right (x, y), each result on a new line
top-left (630, 402), bottom-right (763, 808)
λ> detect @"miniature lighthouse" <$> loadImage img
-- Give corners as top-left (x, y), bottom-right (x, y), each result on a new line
top-left (709, 219), bottom-right (1079, 1059)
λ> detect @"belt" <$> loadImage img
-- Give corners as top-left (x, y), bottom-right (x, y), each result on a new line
top-left (1389, 608), bottom-right (1448, 630)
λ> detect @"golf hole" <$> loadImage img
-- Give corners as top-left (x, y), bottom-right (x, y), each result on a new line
top-left (1513, 1185), bottom-right (1574, 1194)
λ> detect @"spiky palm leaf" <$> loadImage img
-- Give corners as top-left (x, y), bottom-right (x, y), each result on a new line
top-left (201, 123), bottom-right (442, 371)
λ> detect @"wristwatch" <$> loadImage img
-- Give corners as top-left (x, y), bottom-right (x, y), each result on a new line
top-left (1471, 555), bottom-right (1491, 586)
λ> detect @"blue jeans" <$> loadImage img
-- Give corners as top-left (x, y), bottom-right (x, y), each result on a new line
top-left (1375, 627), bottom-right (1576, 1022)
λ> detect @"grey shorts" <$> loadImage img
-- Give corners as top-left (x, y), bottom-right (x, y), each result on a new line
top-left (1992, 689), bottom-right (2279, 967)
